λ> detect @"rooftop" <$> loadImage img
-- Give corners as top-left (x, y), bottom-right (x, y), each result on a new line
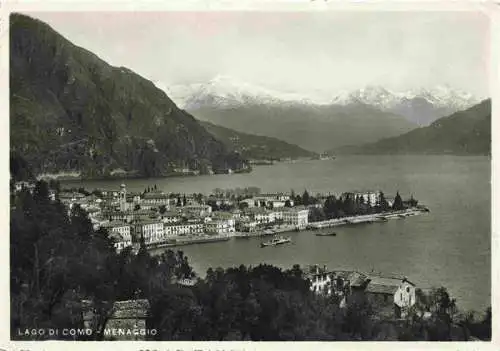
top-left (82, 299), bottom-right (150, 320)
top-left (134, 219), bottom-right (163, 226)
top-left (142, 192), bottom-right (169, 199)
top-left (364, 275), bottom-right (414, 295)
top-left (282, 206), bottom-right (308, 212)
top-left (103, 220), bottom-right (129, 228)
top-left (343, 190), bottom-right (381, 195)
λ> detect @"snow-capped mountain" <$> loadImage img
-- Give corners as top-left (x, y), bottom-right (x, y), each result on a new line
top-left (158, 76), bottom-right (482, 126)
top-left (331, 84), bottom-right (479, 111)
top-left (160, 75), bottom-right (332, 110)
top-left (329, 85), bottom-right (481, 125)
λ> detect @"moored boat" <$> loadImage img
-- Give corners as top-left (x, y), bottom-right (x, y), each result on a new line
top-left (315, 232), bottom-right (337, 237)
top-left (260, 235), bottom-right (292, 247)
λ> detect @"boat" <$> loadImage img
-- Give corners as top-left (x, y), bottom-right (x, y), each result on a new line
top-left (315, 232), bottom-right (337, 237)
top-left (262, 229), bottom-right (277, 236)
top-left (398, 214), bottom-right (406, 218)
top-left (260, 236), bottom-right (292, 247)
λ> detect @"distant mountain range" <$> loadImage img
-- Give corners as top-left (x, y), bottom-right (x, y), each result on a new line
top-left (165, 76), bottom-right (481, 127)
top-left (199, 121), bottom-right (316, 161)
top-left (10, 14), bottom-right (247, 180)
top-left (163, 76), bottom-right (481, 153)
top-left (170, 96), bottom-right (418, 153)
top-left (331, 85), bottom-right (479, 126)
top-left (333, 99), bottom-right (491, 156)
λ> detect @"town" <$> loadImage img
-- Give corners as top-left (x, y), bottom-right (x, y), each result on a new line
top-left (12, 180), bottom-right (428, 253)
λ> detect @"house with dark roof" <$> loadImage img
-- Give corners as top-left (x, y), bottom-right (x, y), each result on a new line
top-left (364, 274), bottom-right (416, 318)
top-left (82, 299), bottom-right (151, 340)
top-left (306, 265), bottom-right (417, 318)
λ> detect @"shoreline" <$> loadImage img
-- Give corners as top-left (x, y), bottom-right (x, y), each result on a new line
top-left (147, 207), bottom-right (429, 250)
top-left (306, 207), bottom-right (428, 229)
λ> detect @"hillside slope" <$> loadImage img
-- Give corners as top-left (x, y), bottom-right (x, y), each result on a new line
top-left (199, 121), bottom-right (316, 160)
top-left (189, 103), bottom-right (417, 153)
top-left (10, 13), bottom-right (245, 179)
top-left (333, 99), bottom-right (491, 155)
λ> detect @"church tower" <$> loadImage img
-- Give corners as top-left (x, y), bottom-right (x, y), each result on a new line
top-left (119, 183), bottom-right (127, 212)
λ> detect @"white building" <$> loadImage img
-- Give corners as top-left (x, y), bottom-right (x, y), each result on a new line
top-left (244, 208), bottom-right (277, 225)
top-left (161, 212), bottom-right (182, 225)
top-left (91, 217), bottom-right (110, 231)
top-left (306, 265), bottom-right (332, 295)
top-left (134, 220), bottom-right (164, 244)
top-left (394, 279), bottom-right (417, 318)
top-left (253, 194), bottom-right (294, 208)
top-left (211, 211), bottom-right (240, 221)
top-left (182, 204), bottom-right (212, 218)
top-left (364, 274), bottom-right (418, 318)
top-left (236, 218), bottom-right (259, 232)
top-left (205, 218), bottom-right (235, 235)
top-left (141, 191), bottom-right (171, 209)
top-left (343, 190), bottom-right (381, 207)
top-left (164, 222), bottom-right (204, 237)
top-left (14, 181), bottom-right (35, 193)
top-left (282, 207), bottom-right (309, 228)
top-left (239, 198), bottom-right (257, 208)
top-left (103, 221), bottom-right (132, 251)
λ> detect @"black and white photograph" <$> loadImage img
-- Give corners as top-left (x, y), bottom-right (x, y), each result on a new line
top-left (7, 2), bottom-right (493, 345)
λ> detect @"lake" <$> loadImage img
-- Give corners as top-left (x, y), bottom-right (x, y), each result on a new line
top-left (63, 155), bottom-right (491, 312)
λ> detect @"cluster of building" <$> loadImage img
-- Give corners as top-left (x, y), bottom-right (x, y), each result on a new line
top-left (13, 179), bottom-right (402, 254)
top-left (52, 184), bottom-right (312, 253)
top-left (305, 265), bottom-right (420, 319)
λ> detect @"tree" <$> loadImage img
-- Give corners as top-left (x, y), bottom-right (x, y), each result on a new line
top-left (48, 179), bottom-right (61, 193)
top-left (302, 190), bottom-right (310, 206)
top-left (409, 194), bottom-right (418, 207)
top-left (33, 180), bottom-right (50, 203)
top-left (378, 192), bottom-right (390, 213)
top-left (10, 187), bottom-right (122, 341)
top-left (393, 191), bottom-right (404, 211)
top-left (308, 207), bottom-right (325, 222)
top-left (159, 205), bottom-right (167, 214)
top-left (134, 204), bottom-right (141, 211)
top-left (183, 194), bottom-right (187, 206)
top-left (284, 200), bottom-right (292, 208)
top-left (176, 196), bottom-right (182, 207)
top-left (294, 195), bottom-right (302, 206)
top-left (343, 194), bottom-right (356, 216)
top-left (324, 196), bottom-right (338, 219)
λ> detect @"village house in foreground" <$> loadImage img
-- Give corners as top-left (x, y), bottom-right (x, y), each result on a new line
top-left (306, 265), bottom-right (417, 319)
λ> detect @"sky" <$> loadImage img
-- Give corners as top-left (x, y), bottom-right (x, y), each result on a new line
top-left (23, 11), bottom-right (490, 98)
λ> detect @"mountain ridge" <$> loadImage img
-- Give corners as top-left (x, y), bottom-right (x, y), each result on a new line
top-left (332, 99), bottom-right (491, 156)
top-left (164, 76), bottom-right (481, 126)
top-left (198, 120), bottom-right (316, 161)
top-left (185, 102), bottom-right (418, 153)
top-left (10, 13), bottom-right (247, 180)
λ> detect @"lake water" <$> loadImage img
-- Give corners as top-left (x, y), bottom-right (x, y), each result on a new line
top-left (64, 156), bottom-right (491, 312)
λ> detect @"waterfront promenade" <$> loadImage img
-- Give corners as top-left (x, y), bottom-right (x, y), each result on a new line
top-left (149, 207), bottom-right (428, 249)
top-left (306, 207), bottom-right (427, 229)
